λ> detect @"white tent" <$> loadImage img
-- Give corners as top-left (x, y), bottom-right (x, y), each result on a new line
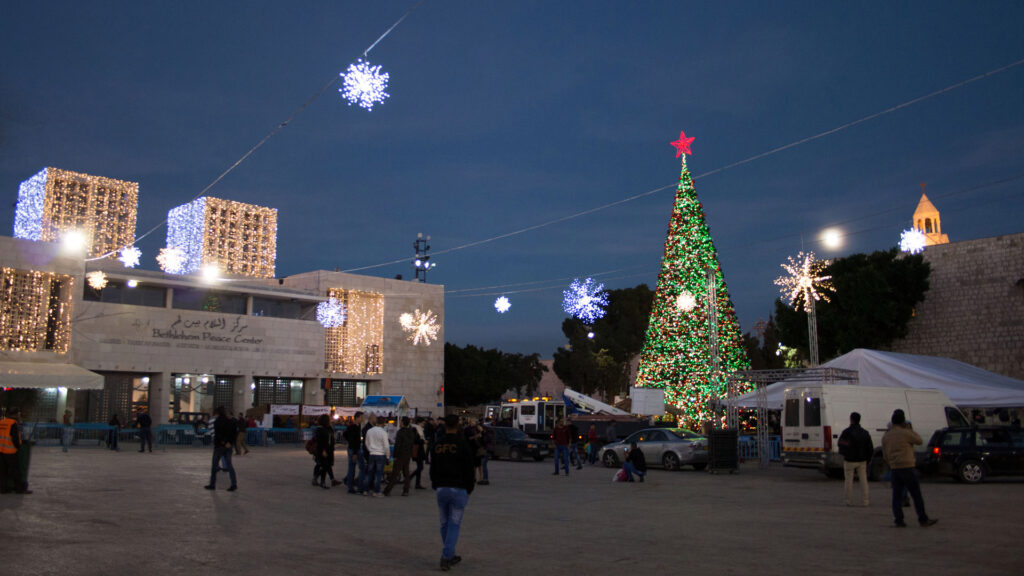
top-left (725, 349), bottom-right (1024, 409)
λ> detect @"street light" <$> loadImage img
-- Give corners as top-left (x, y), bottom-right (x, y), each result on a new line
top-left (413, 233), bottom-right (435, 282)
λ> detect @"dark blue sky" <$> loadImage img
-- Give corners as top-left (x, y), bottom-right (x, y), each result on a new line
top-left (3, 2), bottom-right (1023, 357)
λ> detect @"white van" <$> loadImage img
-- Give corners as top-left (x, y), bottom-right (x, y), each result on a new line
top-left (780, 385), bottom-right (969, 479)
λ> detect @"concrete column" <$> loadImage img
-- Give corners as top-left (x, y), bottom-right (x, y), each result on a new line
top-left (148, 372), bottom-right (172, 425)
top-left (164, 287), bottom-right (173, 308)
top-left (233, 373), bottom-right (253, 416)
top-left (303, 378), bottom-right (322, 406)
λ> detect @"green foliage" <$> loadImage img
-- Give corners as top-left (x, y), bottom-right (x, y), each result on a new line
top-left (775, 248), bottom-right (930, 361)
top-left (444, 343), bottom-right (547, 406)
top-left (552, 285), bottom-right (654, 398)
top-left (741, 317), bottom-right (787, 371)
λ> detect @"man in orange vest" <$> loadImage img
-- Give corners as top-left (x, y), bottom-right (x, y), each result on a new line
top-left (1, 407), bottom-right (30, 494)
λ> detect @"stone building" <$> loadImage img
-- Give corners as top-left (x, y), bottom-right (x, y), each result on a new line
top-left (890, 232), bottom-right (1024, 380)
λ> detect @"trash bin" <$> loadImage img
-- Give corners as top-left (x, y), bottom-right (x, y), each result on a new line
top-left (708, 429), bottom-right (738, 474)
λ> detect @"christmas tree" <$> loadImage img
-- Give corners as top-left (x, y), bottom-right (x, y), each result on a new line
top-left (635, 131), bottom-right (750, 428)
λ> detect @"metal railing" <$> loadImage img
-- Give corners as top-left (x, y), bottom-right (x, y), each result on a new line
top-left (20, 422), bottom-right (313, 450)
top-left (738, 435), bottom-right (782, 462)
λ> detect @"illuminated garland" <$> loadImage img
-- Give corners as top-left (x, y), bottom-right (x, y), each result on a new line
top-left (400, 308), bottom-right (440, 346)
top-left (774, 251), bottom-right (833, 311)
top-left (316, 297), bottom-right (347, 328)
top-left (494, 296), bottom-right (511, 314)
top-left (562, 278), bottom-right (608, 323)
top-left (635, 143), bottom-right (750, 428)
top-left (340, 59), bottom-right (390, 110)
top-left (13, 167), bottom-right (138, 259)
top-left (119, 246), bottom-right (142, 268)
top-left (324, 288), bottom-right (384, 374)
top-left (899, 228), bottom-right (927, 255)
top-left (86, 270), bottom-right (109, 290)
top-left (0, 267), bottom-right (74, 353)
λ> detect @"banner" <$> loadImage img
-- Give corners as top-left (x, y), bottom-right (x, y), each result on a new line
top-left (270, 404), bottom-right (300, 416)
top-left (302, 405), bottom-right (331, 416)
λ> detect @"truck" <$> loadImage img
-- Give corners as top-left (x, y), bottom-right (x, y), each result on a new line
top-left (496, 398), bottom-right (567, 439)
top-left (780, 384), bottom-right (970, 479)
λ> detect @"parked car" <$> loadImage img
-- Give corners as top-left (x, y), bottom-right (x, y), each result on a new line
top-left (489, 426), bottom-right (549, 461)
top-left (599, 428), bottom-right (707, 471)
top-left (925, 426), bottom-right (1024, 483)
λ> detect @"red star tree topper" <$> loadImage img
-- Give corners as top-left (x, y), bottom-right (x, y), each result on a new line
top-left (670, 130), bottom-right (695, 157)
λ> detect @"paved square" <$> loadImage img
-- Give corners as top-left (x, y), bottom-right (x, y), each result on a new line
top-left (4, 445), bottom-right (1022, 575)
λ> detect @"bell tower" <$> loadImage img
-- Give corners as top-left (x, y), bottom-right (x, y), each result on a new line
top-left (913, 182), bottom-right (949, 246)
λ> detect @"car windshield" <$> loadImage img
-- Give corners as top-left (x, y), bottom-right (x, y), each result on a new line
top-left (504, 428), bottom-right (529, 441)
top-left (668, 429), bottom-right (702, 440)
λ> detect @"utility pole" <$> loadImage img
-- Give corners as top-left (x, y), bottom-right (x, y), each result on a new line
top-left (413, 233), bottom-right (434, 282)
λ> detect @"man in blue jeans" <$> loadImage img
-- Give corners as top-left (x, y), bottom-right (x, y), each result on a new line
top-left (204, 406), bottom-right (238, 492)
top-left (881, 409), bottom-right (937, 528)
top-left (431, 414), bottom-right (476, 571)
top-left (552, 419), bottom-right (571, 476)
top-left (342, 412), bottom-right (366, 494)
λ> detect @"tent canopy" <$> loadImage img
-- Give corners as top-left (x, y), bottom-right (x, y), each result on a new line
top-left (360, 395), bottom-right (409, 416)
top-left (0, 361), bottom-right (104, 390)
top-left (725, 349), bottom-right (1024, 409)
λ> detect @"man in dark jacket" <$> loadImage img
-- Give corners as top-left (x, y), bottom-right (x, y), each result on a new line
top-left (431, 414), bottom-right (475, 571)
top-left (204, 406), bottom-right (237, 491)
top-left (343, 412), bottom-right (365, 494)
top-left (136, 407), bottom-right (153, 453)
top-left (838, 412), bottom-right (874, 506)
top-left (384, 416), bottom-right (417, 496)
top-left (624, 442), bottom-right (647, 482)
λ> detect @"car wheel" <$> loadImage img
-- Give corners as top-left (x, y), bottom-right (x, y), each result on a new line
top-left (508, 447), bottom-right (522, 462)
top-left (662, 452), bottom-right (680, 471)
top-left (692, 463), bottom-right (706, 471)
top-left (602, 450), bottom-right (619, 468)
top-left (868, 458), bottom-right (889, 482)
top-left (958, 460), bottom-right (984, 484)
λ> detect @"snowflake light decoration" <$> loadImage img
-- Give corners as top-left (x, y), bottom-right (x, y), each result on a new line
top-left (316, 298), bottom-right (347, 328)
top-left (775, 251), bottom-right (834, 311)
top-left (900, 228), bottom-right (927, 255)
top-left (494, 296), bottom-right (511, 314)
top-left (119, 246), bottom-right (141, 268)
top-left (340, 59), bottom-right (390, 111)
top-left (86, 270), bottom-right (108, 290)
top-left (156, 247), bottom-right (186, 275)
top-left (675, 291), bottom-right (697, 312)
top-left (399, 309), bottom-right (440, 346)
top-left (562, 278), bottom-right (609, 324)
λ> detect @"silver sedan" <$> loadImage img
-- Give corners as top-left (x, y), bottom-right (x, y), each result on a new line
top-left (599, 428), bottom-right (708, 471)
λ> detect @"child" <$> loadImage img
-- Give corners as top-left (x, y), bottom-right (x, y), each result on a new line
top-left (623, 442), bottom-right (647, 482)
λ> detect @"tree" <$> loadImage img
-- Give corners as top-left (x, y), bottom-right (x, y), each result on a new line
top-left (635, 140), bottom-right (750, 427)
top-left (552, 285), bottom-right (654, 398)
top-left (741, 316), bottom-right (787, 371)
top-left (444, 343), bottom-right (548, 406)
top-left (774, 248), bottom-right (930, 362)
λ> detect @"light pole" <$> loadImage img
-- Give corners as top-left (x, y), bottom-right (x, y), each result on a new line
top-left (413, 233), bottom-right (435, 283)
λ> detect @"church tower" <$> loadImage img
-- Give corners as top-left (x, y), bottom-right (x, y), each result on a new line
top-left (913, 183), bottom-right (949, 246)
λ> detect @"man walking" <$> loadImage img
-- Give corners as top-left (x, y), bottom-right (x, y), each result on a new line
top-left (881, 409), bottom-right (936, 527)
top-left (431, 414), bottom-right (475, 571)
top-left (136, 407), bottom-right (153, 453)
top-left (384, 416), bottom-right (417, 496)
top-left (838, 411), bottom-right (873, 506)
top-left (364, 416), bottom-right (389, 497)
top-left (204, 406), bottom-right (238, 492)
top-left (235, 412), bottom-right (250, 455)
top-left (552, 418), bottom-right (571, 476)
top-left (343, 412), bottom-right (366, 494)
top-left (568, 421), bottom-right (583, 470)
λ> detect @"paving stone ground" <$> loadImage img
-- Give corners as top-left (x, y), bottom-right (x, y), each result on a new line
top-left (3, 444), bottom-right (1022, 575)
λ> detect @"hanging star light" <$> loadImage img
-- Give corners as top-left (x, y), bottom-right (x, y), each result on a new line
top-left (562, 277), bottom-right (609, 324)
top-left (675, 290), bottom-right (697, 312)
top-left (774, 251), bottom-right (833, 311)
top-left (494, 296), bottom-right (511, 314)
top-left (670, 130), bottom-right (696, 157)
top-left (119, 246), bottom-right (142, 268)
top-left (156, 247), bottom-right (187, 275)
top-left (340, 58), bottom-right (390, 111)
top-left (86, 270), bottom-right (108, 290)
top-left (316, 297), bottom-right (347, 328)
top-left (900, 228), bottom-right (927, 255)
top-left (399, 309), bottom-right (440, 346)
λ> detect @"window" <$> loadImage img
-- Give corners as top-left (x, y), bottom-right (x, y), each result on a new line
top-left (519, 405), bottom-right (536, 416)
top-left (624, 432), bottom-right (644, 444)
top-left (784, 399), bottom-right (801, 427)
top-left (945, 407), bottom-right (969, 428)
top-left (804, 397), bottom-right (822, 427)
top-left (84, 281), bottom-right (165, 308)
top-left (976, 429), bottom-right (1012, 448)
top-left (172, 288), bottom-right (245, 314)
top-left (1008, 429), bottom-right (1024, 447)
top-left (940, 431), bottom-right (969, 448)
top-left (925, 218), bottom-right (933, 233)
top-left (251, 297), bottom-right (310, 320)
top-left (645, 430), bottom-right (666, 442)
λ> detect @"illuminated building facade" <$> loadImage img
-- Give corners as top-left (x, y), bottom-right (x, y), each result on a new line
top-left (166, 197), bottom-right (278, 278)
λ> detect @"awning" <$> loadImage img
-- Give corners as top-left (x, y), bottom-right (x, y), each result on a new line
top-left (0, 361), bottom-right (104, 390)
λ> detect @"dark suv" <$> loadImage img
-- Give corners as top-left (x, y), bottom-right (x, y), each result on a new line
top-left (489, 426), bottom-right (549, 461)
top-left (925, 426), bottom-right (1024, 483)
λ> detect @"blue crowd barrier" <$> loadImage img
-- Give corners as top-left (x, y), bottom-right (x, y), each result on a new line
top-left (738, 435), bottom-right (782, 462)
top-left (19, 422), bottom-right (316, 450)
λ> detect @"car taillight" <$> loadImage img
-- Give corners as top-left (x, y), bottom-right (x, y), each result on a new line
top-left (823, 426), bottom-right (832, 451)
top-left (932, 446), bottom-right (941, 456)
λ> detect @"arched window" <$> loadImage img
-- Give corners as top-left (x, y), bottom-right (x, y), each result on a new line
top-left (916, 219), bottom-right (923, 230)
top-left (925, 218), bottom-right (933, 233)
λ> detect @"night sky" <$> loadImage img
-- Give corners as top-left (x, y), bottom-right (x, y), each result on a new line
top-left (3, 2), bottom-right (1023, 358)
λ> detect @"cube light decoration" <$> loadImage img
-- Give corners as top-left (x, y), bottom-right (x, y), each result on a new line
top-left (166, 196), bottom-right (278, 278)
top-left (323, 288), bottom-right (384, 375)
top-left (14, 167), bottom-right (139, 259)
top-left (0, 267), bottom-right (75, 353)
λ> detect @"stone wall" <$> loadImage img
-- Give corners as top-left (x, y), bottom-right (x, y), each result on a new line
top-left (890, 232), bottom-right (1024, 380)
